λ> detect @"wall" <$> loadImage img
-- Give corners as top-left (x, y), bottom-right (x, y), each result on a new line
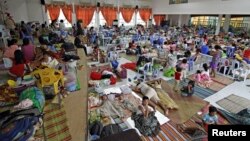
top-left (7, 0), bottom-right (152, 23)
top-left (46, 0), bottom-right (152, 7)
top-left (7, 0), bottom-right (29, 23)
top-left (153, 0), bottom-right (250, 14)
top-left (26, 0), bottom-right (45, 23)
top-left (168, 15), bottom-right (190, 26)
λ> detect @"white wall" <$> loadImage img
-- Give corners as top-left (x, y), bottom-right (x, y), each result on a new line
top-left (7, 0), bottom-right (29, 23)
top-left (6, 0), bottom-right (152, 23)
top-left (26, 0), bottom-right (45, 23)
top-left (153, 0), bottom-right (250, 14)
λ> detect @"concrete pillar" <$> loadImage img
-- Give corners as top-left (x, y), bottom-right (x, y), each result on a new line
top-left (117, 0), bottom-right (120, 25)
top-left (165, 14), bottom-right (169, 20)
top-left (72, 3), bottom-right (77, 25)
top-left (96, 8), bottom-right (100, 29)
top-left (215, 14), bottom-right (223, 35)
top-left (41, 5), bottom-right (48, 24)
top-left (223, 14), bottom-right (231, 33)
top-left (134, 10), bottom-right (138, 26)
top-left (178, 15), bottom-right (182, 27)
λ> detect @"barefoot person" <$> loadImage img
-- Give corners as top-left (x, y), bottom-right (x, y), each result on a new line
top-left (133, 79), bottom-right (169, 116)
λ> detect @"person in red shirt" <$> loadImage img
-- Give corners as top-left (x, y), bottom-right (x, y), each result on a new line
top-left (9, 50), bottom-right (30, 77)
top-left (174, 67), bottom-right (182, 92)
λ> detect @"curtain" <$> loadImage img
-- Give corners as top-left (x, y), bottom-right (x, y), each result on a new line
top-left (61, 5), bottom-right (73, 24)
top-left (46, 4), bottom-right (61, 21)
top-left (154, 15), bottom-right (166, 26)
top-left (120, 7), bottom-right (135, 23)
top-left (139, 8), bottom-right (152, 23)
top-left (76, 6), bottom-right (96, 27)
top-left (100, 7), bottom-right (117, 26)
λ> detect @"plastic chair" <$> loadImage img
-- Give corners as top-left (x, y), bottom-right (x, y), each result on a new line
top-left (21, 32), bottom-right (34, 44)
top-left (226, 60), bottom-right (240, 76)
top-left (233, 67), bottom-right (250, 82)
top-left (218, 58), bottom-right (230, 75)
top-left (138, 62), bottom-right (153, 81)
top-left (226, 46), bottom-right (235, 58)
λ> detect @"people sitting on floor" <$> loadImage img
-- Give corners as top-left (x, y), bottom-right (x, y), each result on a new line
top-left (181, 80), bottom-right (195, 96)
top-left (131, 96), bottom-right (160, 136)
top-left (9, 50), bottom-right (31, 77)
top-left (4, 39), bottom-right (19, 59)
top-left (21, 38), bottom-right (35, 62)
top-left (202, 106), bottom-right (218, 131)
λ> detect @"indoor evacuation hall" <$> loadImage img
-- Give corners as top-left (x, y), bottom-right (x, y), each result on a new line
top-left (1, 0), bottom-right (250, 141)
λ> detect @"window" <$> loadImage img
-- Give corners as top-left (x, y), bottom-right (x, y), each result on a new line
top-left (191, 16), bottom-right (218, 26)
top-left (119, 12), bottom-right (135, 27)
top-left (99, 12), bottom-right (107, 26)
top-left (88, 11), bottom-right (97, 28)
top-left (136, 12), bottom-right (146, 26)
top-left (169, 0), bottom-right (188, 4)
top-left (118, 12), bottom-right (146, 27)
top-left (88, 11), bottom-right (107, 28)
top-left (47, 9), bottom-right (72, 28)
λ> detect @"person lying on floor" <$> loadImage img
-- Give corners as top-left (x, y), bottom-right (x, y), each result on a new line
top-left (147, 79), bottom-right (179, 111)
top-left (99, 95), bottom-right (125, 120)
top-left (133, 79), bottom-right (169, 116)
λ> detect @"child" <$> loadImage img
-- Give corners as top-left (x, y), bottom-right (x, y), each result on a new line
top-left (202, 106), bottom-right (218, 132)
top-left (180, 59), bottom-right (188, 81)
top-left (174, 67), bottom-right (182, 92)
top-left (194, 70), bottom-right (203, 87)
top-left (9, 50), bottom-right (30, 77)
top-left (202, 63), bottom-right (212, 88)
top-left (181, 80), bottom-right (195, 96)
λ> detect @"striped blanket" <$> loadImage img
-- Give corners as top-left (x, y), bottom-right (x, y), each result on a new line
top-left (167, 79), bottom-right (216, 99)
top-left (35, 104), bottom-right (72, 141)
top-left (142, 104), bottom-right (230, 141)
top-left (187, 74), bottom-right (234, 92)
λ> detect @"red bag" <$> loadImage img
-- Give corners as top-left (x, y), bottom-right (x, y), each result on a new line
top-left (110, 76), bottom-right (116, 85)
top-left (90, 72), bottom-right (102, 80)
top-left (121, 63), bottom-right (136, 71)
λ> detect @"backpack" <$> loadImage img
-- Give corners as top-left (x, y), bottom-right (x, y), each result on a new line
top-left (100, 124), bottom-right (123, 138)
